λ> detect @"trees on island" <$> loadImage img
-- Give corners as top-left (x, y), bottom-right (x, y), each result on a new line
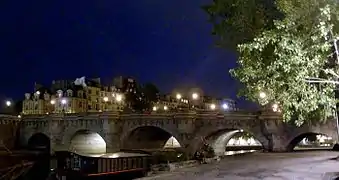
top-left (125, 83), bottom-right (159, 111)
top-left (204, 0), bottom-right (339, 125)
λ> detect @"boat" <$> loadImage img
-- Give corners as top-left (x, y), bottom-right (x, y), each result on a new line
top-left (53, 150), bottom-right (152, 179)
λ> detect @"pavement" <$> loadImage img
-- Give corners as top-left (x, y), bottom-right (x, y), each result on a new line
top-left (138, 151), bottom-right (339, 180)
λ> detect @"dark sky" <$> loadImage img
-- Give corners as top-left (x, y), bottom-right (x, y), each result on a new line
top-left (0, 0), bottom-right (248, 106)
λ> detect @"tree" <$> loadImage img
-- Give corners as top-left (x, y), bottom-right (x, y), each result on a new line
top-left (202, 0), bottom-right (282, 51)
top-left (124, 85), bottom-right (145, 111)
top-left (230, 2), bottom-right (339, 125)
top-left (142, 83), bottom-right (160, 103)
top-left (124, 83), bottom-right (159, 111)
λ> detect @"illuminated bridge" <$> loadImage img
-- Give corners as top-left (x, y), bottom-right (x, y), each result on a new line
top-left (6, 111), bottom-right (337, 156)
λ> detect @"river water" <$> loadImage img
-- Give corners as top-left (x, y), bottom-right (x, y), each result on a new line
top-left (17, 149), bottom-right (260, 180)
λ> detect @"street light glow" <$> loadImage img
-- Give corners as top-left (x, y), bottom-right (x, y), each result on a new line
top-left (115, 94), bottom-right (122, 102)
top-left (103, 97), bottom-right (109, 102)
top-left (36, 91), bottom-right (40, 95)
top-left (192, 93), bottom-right (199, 100)
top-left (61, 99), bottom-right (67, 104)
top-left (50, 100), bottom-right (56, 105)
top-left (176, 93), bottom-right (182, 100)
top-left (153, 106), bottom-right (157, 111)
top-left (259, 92), bottom-right (266, 99)
top-left (210, 104), bottom-right (216, 110)
top-left (164, 106), bottom-right (168, 110)
top-left (222, 103), bottom-right (228, 110)
top-left (5, 101), bottom-right (11, 107)
top-left (272, 103), bottom-right (279, 112)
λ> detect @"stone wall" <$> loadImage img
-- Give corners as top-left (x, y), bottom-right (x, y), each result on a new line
top-left (18, 112), bottom-right (338, 155)
top-left (0, 115), bottom-right (20, 150)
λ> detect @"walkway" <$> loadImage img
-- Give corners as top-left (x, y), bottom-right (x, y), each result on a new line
top-left (139, 151), bottom-right (339, 180)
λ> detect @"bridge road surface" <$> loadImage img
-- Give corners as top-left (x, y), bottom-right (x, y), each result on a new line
top-left (139, 151), bottom-right (339, 180)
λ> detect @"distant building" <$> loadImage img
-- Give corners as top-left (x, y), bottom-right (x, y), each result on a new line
top-left (153, 94), bottom-right (189, 111)
top-left (22, 77), bottom-right (125, 115)
top-left (22, 77), bottom-right (237, 114)
top-left (113, 76), bottom-right (138, 94)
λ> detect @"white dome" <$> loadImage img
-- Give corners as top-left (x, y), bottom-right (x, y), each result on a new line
top-left (69, 131), bottom-right (106, 154)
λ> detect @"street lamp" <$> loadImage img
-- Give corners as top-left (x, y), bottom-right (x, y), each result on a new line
top-left (164, 106), bottom-right (168, 110)
top-left (115, 94), bottom-right (122, 102)
top-left (210, 104), bottom-right (216, 110)
top-left (222, 103), bottom-right (229, 110)
top-left (259, 92), bottom-right (266, 99)
top-left (61, 99), bottom-right (67, 112)
top-left (50, 100), bottom-right (56, 105)
top-left (176, 93), bottom-right (182, 100)
top-left (5, 100), bottom-right (11, 107)
top-left (103, 97), bottom-right (109, 111)
top-left (272, 103), bottom-right (280, 112)
top-left (192, 93), bottom-right (199, 100)
top-left (152, 106), bottom-right (157, 111)
top-left (36, 91), bottom-right (40, 95)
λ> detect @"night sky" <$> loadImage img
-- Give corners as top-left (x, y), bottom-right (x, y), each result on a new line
top-left (0, 0), bottom-right (248, 107)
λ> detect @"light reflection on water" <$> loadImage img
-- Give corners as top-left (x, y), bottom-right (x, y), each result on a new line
top-left (224, 150), bottom-right (257, 156)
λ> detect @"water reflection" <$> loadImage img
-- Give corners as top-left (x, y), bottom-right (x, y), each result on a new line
top-left (295, 134), bottom-right (334, 150)
top-left (227, 137), bottom-right (261, 146)
top-left (224, 150), bottom-right (257, 156)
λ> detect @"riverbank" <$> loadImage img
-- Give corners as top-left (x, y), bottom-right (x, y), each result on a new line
top-left (139, 151), bottom-right (339, 180)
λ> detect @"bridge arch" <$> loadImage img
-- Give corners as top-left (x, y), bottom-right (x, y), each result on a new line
top-left (121, 126), bottom-right (181, 150)
top-left (27, 133), bottom-right (50, 152)
top-left (286, 132), bottom-right (334, 151)
top-left (189, 127), bottom-right (268, 156)
top-left (69, 129), bottom-right (106, 154)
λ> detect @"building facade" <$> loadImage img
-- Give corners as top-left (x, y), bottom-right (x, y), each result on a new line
top-left (22, 77), bottom-right (237, 114)
top-left (22, 78), bottom-right (125, 115)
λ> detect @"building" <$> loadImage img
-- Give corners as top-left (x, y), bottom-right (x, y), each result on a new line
top-left (152, 94), bottom-right (189, 111)
top-left (113, 76), bottom-right (139, 109)
top-left (152, 89), bottom-right (237, 112)
top-left (22, 77), bottom-right (236, 114)
top-left (22, 77), bottom-right (125, 115)
top-left (22, 92), bottom-right (48, 115)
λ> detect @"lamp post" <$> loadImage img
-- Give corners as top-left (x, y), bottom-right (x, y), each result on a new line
top-left (210, 103), bottom-right (216, 110)
top-left (191, 92), bottom-right (199, 109)
top-left (103, 97), bottom-right (109, 111)
top-left (50, 100), bottom-right (56, 114)
top-left (61, 99), bottom-right (67, 113)
top-left (115, 94), bottom-right (122, 102)
top-left (176, 93), bottom-right (182, 100)
top-left (192, 93), bottom-right (199, 100)
top-left (5, 100), bottom-right (11, 107)
top-left (222, 103), bottom-right (229, 110)
top-left (259, 92), bottom-right (266, 99)
top-left (115, 94), bottom-right (123, 111)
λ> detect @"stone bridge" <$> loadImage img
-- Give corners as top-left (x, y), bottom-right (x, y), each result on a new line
top-left (15, 111), bottom-right (338, 156)
top-left (0, 114), bottom-right (21, 150)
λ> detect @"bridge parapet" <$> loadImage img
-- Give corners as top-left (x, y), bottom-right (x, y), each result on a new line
top-left (20, 111), bottom-right (272, 122)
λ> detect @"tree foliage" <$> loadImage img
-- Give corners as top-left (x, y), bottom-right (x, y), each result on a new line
top-left (202, 0), bottom-right (282, 50)
top-left (205, 0), bottom-right (339, 125)
top-left (230, 2), bottom-right (339, 125)
top-left (142, 83), bottom-right (160, 103)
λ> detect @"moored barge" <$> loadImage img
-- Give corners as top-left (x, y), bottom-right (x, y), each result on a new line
top-left (54, 150), bottom-right (152, 179)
